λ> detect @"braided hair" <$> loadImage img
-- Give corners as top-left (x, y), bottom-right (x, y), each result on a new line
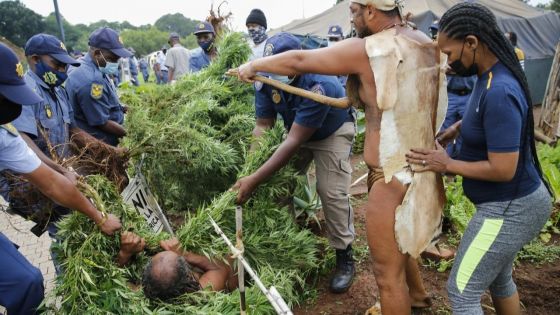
top-left (439, 2), bottom-right (552, 195)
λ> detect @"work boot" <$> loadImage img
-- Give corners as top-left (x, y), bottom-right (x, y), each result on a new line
top-left (330, 244), bottom-right (355, 293)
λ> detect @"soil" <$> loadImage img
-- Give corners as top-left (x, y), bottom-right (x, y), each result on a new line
top-left (294, 155), bottom-right (560, 315)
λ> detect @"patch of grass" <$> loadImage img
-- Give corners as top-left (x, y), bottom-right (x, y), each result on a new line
top-left (517, 240), bottom-right (560, 265)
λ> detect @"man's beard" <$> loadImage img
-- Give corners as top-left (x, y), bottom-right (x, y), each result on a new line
top-left (357, 26), bottom-right (373, 39)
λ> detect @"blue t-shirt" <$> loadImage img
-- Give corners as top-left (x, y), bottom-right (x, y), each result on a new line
top-left (189, 48), bottom-right (212, 73)
top-left (65, 54), bottom-right (125, 146)
top-left (459, 62), bottom-right (541, 204)
top-left (255, 73), bottom-right (351, 141)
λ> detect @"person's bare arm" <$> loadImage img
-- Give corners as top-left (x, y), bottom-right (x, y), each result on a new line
top-left (184, 252), bottom-right (234, 292)
top-left (250, 118), bottom-right (276, 151)
top-left (407, 141), bottom-right (520, 182)
top-left (117, 232), bottom-right (146, 267)
top-left (234, 123), bottom-right (316, 204)
top-left (167, 68), bottom-right (175, 82)
top-left (98, 120), bottom-right (126, 137)
top-left (237, 38), bottom-right (370, 81)
top-left (22, 164), bottom-right (121, 235)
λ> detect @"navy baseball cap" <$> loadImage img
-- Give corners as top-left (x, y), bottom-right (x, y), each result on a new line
top-left (263, 33), bottom-right (301, 57)
top-left (25, 34), bottom-right (80, 66)
top-left (88, 27), bottom-right (132, 58)
top-left (328, 25), bottom-right (344, 38)
top-left (0, 43), bottom-right (42, 105)
top-left (193, 22), bottom-right (215, 35)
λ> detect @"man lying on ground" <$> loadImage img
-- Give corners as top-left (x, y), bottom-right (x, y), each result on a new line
top-left (116, 232), bottom-right (238, 301)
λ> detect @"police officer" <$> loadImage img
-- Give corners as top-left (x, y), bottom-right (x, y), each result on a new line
top-left (139, 57), bottom-right (149, 83)
top-left (246, 8), bottom-right (268, 61)
top-left (233, 33), bottom-right (356, 293)
top-left (128, 47), bottom-right (140, 86)
top-left (326, 25), bottom-right (348, 88)
top-left (3, 33), bottom-right (125, 240)
top-left (65, 27), bottom-right (132, 146)
top-left (0, 42), bottom-right (121, 315)
top-left (189, 22), bottom-right (218, 73)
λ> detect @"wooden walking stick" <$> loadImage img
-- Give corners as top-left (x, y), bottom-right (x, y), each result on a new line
top-left (236, 206), bottom-right (247, 315)
top-left (225, 69), bottom-right (351, 109)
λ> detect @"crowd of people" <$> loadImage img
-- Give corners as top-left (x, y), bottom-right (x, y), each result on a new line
top-left (0, 1), bottom-right (553, 315)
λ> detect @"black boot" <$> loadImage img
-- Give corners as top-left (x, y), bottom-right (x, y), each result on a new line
top-left (330, 244), bottom-right (355, 293)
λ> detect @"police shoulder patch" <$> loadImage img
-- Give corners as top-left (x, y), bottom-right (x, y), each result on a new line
top-left (264, 43), bottom-right (274, 57)
top-left (310, 83), bottom-right (325, 96)
top-left (254, 81), bottom-right (263, 91)
top-left (1, 123), bottom-right (19, 136)
top-left (271, 89), bottom-right (282, 104)
top-left (90, 83), bottom-right (103, 99)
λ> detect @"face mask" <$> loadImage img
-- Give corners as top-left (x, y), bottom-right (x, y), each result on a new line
top-left (97, 52), bottom-right (119, 76)
top-left (198, 40), bottom-right (214, 53)
top-left (35, 60), bottom-right (67, 87)
top-left (449, 41), bottom-right (478, 77)
top-left (0, 98), bottom-right (23, 124)
top-left (248, 26), bottom-right (268, 45)
top-left (270, 74), bottom-right (293, 85)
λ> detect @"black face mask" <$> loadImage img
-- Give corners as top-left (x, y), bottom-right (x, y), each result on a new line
top-left (449, 41), bottom-right (478, 77)
top-left (0, 98), bottom-right (22, 125)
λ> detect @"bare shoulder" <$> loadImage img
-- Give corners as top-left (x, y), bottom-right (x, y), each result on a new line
top-left (399, 27), bottom-right (432, 45)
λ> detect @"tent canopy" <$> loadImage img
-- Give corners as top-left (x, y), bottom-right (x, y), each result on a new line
top-left (272, 0), bottom-right (560, 60)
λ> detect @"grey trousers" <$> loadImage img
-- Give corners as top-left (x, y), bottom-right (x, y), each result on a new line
top-left (297, 122), bottom-right (356, 250)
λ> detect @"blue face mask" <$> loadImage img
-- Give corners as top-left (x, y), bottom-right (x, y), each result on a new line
top-left (198, 40), bottom-right (214, 53)
top-left (269, 74), bottom-right (294, 85)
top-left (100, 62), bottom-right (119, 76)
top-left (35, 60), bottom-right (67, 87)
top-left (98, 52), bottom-right (119, 76)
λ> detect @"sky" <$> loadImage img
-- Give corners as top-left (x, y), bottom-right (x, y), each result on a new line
top-left (17, 0), bottom-right (554, 32)
top-left (17, 0), bottom-right (338, 31)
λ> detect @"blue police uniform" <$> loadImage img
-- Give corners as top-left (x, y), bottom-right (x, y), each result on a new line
top-left (129, 56), bottom-right (139, 86)
top-left (256, 74), bottom-right (352, 141)
top-left (0, 128), bottom-right (44, 315)
top-left (0, 41), bottom-right (46, 315)
top-left (66, 53), bottom-right (125, 146)
top-left (13, 71), bottom-right (74, 158)
top-left (442, 74), bottom-right (477, 157)
top-left (139, 58), bottom-right (149, 82)
top-left (189, 48), bottom-right (212, 73)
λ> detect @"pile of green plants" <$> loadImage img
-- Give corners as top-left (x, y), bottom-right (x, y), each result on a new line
top-left (46, 125), bottom-right (326, 314)
top-left (120, 32), bottom-right (255, 211)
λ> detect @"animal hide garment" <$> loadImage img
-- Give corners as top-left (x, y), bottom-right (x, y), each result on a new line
top-left (365, 29), bottom-right (448, 258)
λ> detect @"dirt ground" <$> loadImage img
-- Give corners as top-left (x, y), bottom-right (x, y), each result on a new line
top-left (294, 196), bottom-right (560, 315)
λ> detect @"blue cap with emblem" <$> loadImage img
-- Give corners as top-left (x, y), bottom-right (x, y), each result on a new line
top-left (25, 33), bottom-right (81, 66)
top-left (193, 22), bottom-right (215, 35)
top-left (263, 32), bottom-right (301, 57)
top-left (327, 25), bottom-right (344, 38)
top-left (88, 27), bottom-right (132, 58)
top-left (0, 43), bottom-right (43, 105)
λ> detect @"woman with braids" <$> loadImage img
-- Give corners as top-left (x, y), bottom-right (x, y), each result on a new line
top-left (407, 3), bottom-right (553, 314)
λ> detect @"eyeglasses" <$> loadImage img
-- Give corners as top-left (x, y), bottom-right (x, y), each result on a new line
top-left (328, 37), bottom-right (342, 42)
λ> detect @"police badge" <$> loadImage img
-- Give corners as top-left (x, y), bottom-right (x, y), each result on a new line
top-left (45, 104), bottom-right (53, 119)
top-left (90, 83), bottom-right (103, 99)
top-left (264, 43), bottom-right (274, 57)
top-left (272, 89), bottom-right (282, 104)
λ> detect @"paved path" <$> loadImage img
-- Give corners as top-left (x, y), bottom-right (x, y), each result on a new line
top-left (0, 197), bottom-right (56, 295)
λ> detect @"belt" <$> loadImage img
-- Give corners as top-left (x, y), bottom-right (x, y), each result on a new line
top-left (448, 88), bottom-right (472, 96)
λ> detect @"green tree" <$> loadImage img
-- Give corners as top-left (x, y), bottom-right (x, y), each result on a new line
top-left (120, 27), bottom-right (169, 56)
top-left (551, 0), bottom-right (560, 12)
top-left (155, 13), bottom-right (200, 37)
top-left (0, 0), bottom-right (45, 47)
top-left (43, 13), bottom-right (85, 52)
